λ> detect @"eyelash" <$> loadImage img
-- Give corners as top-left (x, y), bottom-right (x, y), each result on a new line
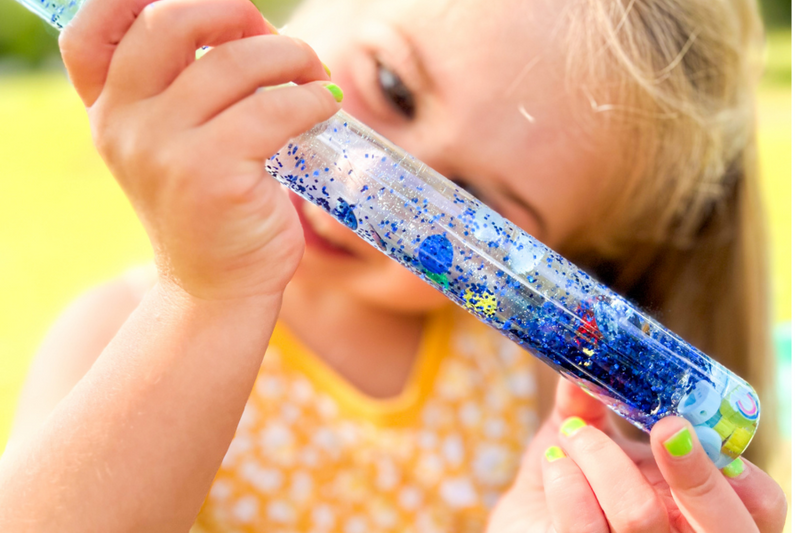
top-left (376, 62), bottom-right (416, 119)
top-left (451, 178), bottom-right (486, 204)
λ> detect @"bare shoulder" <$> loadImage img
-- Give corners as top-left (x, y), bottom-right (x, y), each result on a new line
top-left (8, 264), bottom-right (158, 447)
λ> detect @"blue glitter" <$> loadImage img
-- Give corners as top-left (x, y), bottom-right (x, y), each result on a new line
top-left (332, 198), bottom-right (358, 230)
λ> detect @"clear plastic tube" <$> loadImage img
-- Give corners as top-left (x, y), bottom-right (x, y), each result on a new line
top-left (15, 0), bottom-right (760, 467)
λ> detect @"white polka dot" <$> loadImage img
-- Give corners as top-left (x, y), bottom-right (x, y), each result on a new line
top-left (344, 516), bottom-right (368, 533)
top-left (376, 457), bottom-right (400, 491)
top-left (256, 375), bottom-right (284, 399)
top-left (267, 500), bottom-right (296, 524)
top-left (281, 403), bottom-right (301, 423)
top-left (231, 496), bottom-right (259, 523)
top-left (260, 422), bottom-right (294, 449)
top-left (422, 403), bottom-right (445, 427)
top-left (371, 502), bottom-right (398, 528)
top-left (508, 372), bottom-right (536, 398)
top-left (399, 486), bottom-right (422, 511)
top-left (418, 429), bottom-right (438, 449)
top-left (237, 403), bottom-right (257, 431)
top-left (473, 444), bottom-right (515, 486)
top-left (318, 396), bottom-right (339, 419)
top-left (486, 389), bottom-right (509, 412)
top-left (442, 434), bottom-right (464, 466)
top-left (312, 504), bottom-right (335, 530)
top-left (484, 418), bottom-right (507, 439)
top-left (300, 446), bottom-right (320, 467)
top-left (291, 378), bottom-right (314, 404)
top-left (313, 428), bottom-right (342, 458)
top-left (208, 480), bottom-right (232, 501)
top-left (239, 461), bottom-right (283, 493)
top-left (459, 402), bottom-right (482, 428)
top-left (291, 471), bottom-right (314, 502)
top-left (440, 477), bottom-right (477, 508)
top-left (415, 454), bottom-right (444, 486)
top-left (222, 435), bottom-right (253, 468)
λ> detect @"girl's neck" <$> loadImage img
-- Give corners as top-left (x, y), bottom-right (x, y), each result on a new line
top-left (278, 280), bottom-right (426, 399)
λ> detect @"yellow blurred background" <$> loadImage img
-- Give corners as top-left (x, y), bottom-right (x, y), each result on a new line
top-left (0, 14), bottom-right (791, 529)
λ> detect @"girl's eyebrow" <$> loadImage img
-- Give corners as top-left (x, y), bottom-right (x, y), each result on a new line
top-left (494, 182), bottom-right (549, 238)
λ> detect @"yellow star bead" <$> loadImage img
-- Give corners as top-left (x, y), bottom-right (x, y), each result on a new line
top-left (464, 290), bottom-right (498, 317)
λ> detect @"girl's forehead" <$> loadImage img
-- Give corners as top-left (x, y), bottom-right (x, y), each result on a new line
top-left (370, 0), bottom-right (572, 113)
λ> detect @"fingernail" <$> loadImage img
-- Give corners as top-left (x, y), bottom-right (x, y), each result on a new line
top-left (322, 62), bottom-right (332, 77)
top-left (544, 445), bottom-right (566, 462)
top-left (324, 83), bottom-right (344, 103)
top-left (664, 427), bottom-right (693, 457)
top-left (264, 18), bottom-right (280, 35)
top-left (722, 457), bottom-right (745, 478)
top-left (560, 416), bottom-right (586, 437)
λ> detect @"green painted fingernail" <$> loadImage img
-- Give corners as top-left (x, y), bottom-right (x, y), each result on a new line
top-left (722, 457), bottom-right (745, 478)
top-left (322, 62), bottom-right (332, 77)
top-left (664, 427), bottom-right (693, 457)
top-left (324, 83), bottom-right (343, 103)
top-left (545, 446), bottom-right (566, 462)
top-left (560, 416), bottom-right (586, 437)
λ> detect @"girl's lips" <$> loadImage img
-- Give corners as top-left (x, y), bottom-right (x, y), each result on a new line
top-left (289, 193), bottom-right (356, 258)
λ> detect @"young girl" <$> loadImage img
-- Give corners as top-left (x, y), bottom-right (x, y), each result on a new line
top-left (0, 0), bottom-right (787, 531)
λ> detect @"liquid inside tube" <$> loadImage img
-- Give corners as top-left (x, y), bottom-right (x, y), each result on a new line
top-left (13, 0), bottom-right (759, 466)
top-left (267, 112), bottom-right (759, 468)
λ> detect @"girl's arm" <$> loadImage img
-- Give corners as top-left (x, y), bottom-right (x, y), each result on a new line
top-left (7, 276), bottom-right (148, 450)
top-left (0, 0), bottom-right (341, 529)
top-left (0, 280), bottom-right (279, 532)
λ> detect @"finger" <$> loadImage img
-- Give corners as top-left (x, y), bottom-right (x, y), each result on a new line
top-left (553, 378), bottom-right (611, 431)
top-left (59, 0), bottom-right (156, 106)
top-left (721, 458), bottom-right (788, 533)
top-left (163, 34), bottom-right (330, 127)
top-left (651, 417), bottom-right (759, 533)
top-left (203, 82), bottom-right (342, 161)
top-left (105, 0), bottom-right (271, 104)
top-left (559, 417), bottom-right (669, 533)
top-left (542, 446), bottom-right (609, 533)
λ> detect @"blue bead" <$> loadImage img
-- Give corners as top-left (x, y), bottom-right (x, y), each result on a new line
top-left (417, 234), bottom-right (453, 275)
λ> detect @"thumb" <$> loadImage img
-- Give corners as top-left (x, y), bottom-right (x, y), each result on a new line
top-left (651, 416), bottom-right (758, 533)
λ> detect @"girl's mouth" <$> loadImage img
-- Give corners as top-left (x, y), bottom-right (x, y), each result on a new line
top-left (289, 192), bottom-right (357, 258)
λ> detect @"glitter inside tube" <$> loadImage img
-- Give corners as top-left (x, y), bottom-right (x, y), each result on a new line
top-left (267, 113), bottom-right (759, 468)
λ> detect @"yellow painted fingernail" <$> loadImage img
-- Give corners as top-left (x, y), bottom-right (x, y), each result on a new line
top-left (560, 416), bottom-right (586, 437)
top-left (664, 427), bottom-right (693, 457)
top-left (545, 446), bottom-right (566, 462)
top-left (722, 457), bottom-right (745, 478)
top-left (322, 62), bottom-right (332, 77)
top-left (324, 83), bottom-right (344, 103)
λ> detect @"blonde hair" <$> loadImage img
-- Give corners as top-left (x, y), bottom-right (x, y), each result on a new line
top-left (559, 0), bottom-right (773, 465)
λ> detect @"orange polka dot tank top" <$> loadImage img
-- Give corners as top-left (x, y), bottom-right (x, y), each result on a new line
top-left (193, 305), bottom-right (540, 533)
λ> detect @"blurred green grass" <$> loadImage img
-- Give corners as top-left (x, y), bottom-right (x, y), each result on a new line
top-left (0, 28), bottom-right (791, 459)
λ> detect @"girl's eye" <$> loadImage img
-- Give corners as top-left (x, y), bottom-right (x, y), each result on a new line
top-left (377, 62), bottom-right (416, 119)
top-left (451, 178), bottom-right (484, 203)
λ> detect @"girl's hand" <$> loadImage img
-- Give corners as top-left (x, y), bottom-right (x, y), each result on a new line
top-left (488, 378), bottom-right (787, 533)
top-left (59, 0), bottom-right (341, 301)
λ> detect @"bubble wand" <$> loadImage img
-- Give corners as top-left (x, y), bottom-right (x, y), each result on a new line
top-left (14, 0), bottom-right (760, 467)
